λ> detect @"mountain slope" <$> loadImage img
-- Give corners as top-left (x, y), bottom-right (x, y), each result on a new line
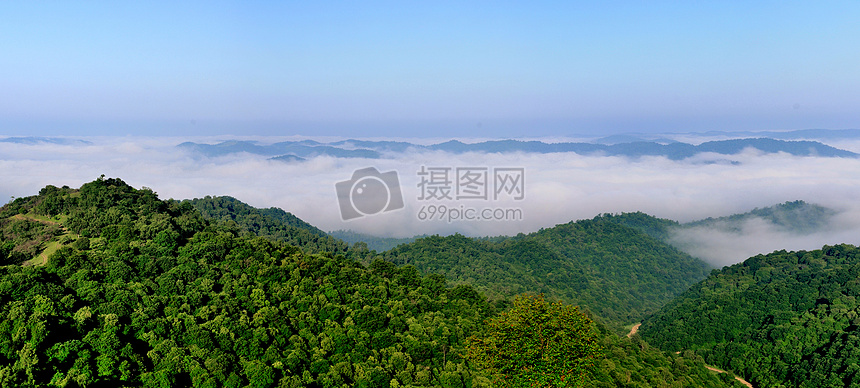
top-left (640, 244), bottom-right (860, 388)
top-left (383, 215), bottom-right (712, 330)
top-left (0, 178), bottom-right (500, 386)
top-left (0, 178), bottom-right (741, 387)
top-left (184, 196), bottom-right (355, 256)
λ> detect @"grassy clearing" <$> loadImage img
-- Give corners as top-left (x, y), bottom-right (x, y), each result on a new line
top-left (23, 239), bottom-right (61, 267)
top-left (11, 212), bottom-right (67, 226)
top-left (9, 212), bottom-right (75, 267)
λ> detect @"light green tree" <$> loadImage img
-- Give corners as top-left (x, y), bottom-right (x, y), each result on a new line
top-left (467, 294), bottom-right (601, 387)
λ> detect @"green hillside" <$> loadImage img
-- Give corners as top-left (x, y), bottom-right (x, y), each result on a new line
top-left (0, 178), bottom-right (502, 386)
top-left (640, 244), bottom-right (860, 387)
top-left (184, 196), bottom-right (355, 256)
top-left (0, 178), bottom-right (743, 387)
top-left (383, 216), bottom-right (712, 331)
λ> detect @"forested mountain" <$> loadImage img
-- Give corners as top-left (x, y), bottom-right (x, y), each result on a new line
top-left (383, 216), bottom-right (712, 330)
top-left (640, 244), bottom-right (860, 387)
top-left (0, 177), bottom-right (743, 387)
top-left (0, 178), bottom-right (501, 386)
top-left (682, 200), bottom-right (836, 234)
top-left (585, 328), bottom-right (746, 388)
top-left (184, 196), bottom-right (356, 256)
top-left (595, 212), bottom-right (680, 241)
top-left (329, 230), bottom-right (421, 252)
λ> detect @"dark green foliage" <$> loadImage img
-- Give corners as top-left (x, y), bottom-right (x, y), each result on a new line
top-left (0, 178), bottom-right (742, 388)
top-left (187, 195), bottom-right (327, 237)
top-left (384, 216), bottom-right (711, 331)
top-left (41, 177), bottom-right (207, 242)
top-left (641, 244), bottom-right (860, 387)
top-left (184, 196), bottom-right (357, 256)
top-left (585, 329), bottom-right (747, 388)
top-left (597, 212), bottom-right (679, 241)
top-left (0, 179), bottom-right (500, 387)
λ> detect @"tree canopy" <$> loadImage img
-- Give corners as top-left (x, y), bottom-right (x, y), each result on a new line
top-left (641, 244), bottom-right (860, 387)
top-left (0, 177), bottom-right (743, 388)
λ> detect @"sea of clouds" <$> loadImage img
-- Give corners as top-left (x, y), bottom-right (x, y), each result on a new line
top-left (2, 135), bottom-right (859, 267)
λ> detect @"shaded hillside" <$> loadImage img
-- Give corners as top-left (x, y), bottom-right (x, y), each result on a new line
top-left (640, 244), bottom-right (860, 388)
top-left (184, 196), bottom-right (355, 256)
top-left (383, 216), bottom-right (712, 330)
top-left (596, 212), bottom-right (680, 241)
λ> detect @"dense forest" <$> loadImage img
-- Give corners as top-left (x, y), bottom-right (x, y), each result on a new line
top-left (0, 177), bottom-right (744, 387)
top-left (641, 244), bottom-right (860, 387)
top-left (382, 219), bottom-right (711, 331)
top-left (182, 198), bottom-right (713, 330)
top-left (184, 196), bottom-right (356, 256)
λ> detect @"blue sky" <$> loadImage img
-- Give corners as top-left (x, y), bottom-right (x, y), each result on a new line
top-left (2, 1), bottom-right (859, 138)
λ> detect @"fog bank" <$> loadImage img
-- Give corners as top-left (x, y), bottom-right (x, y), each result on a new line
top-left (2, 136), bottom-right (859, 266)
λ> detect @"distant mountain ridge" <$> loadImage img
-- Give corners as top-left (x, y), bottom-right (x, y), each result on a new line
top-left (0, 136), bottom-right (92, 145)
top-left (595, 128), bottom-right (860, 143)
top-left (177, 140), bottom-right (381, 159)
top-left (177, 137), bottom-right (858, 160)
top-left (683, 200), bottom-right (836, 234)
top-left (329, 230), bottom-right (423, 252)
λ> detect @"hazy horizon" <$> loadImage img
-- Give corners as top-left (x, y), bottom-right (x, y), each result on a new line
top-left (3, 133), bottom-right (860, 267)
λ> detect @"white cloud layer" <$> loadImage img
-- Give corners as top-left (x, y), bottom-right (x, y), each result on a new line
top-left (2, 136), bottom-right (859, 267)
